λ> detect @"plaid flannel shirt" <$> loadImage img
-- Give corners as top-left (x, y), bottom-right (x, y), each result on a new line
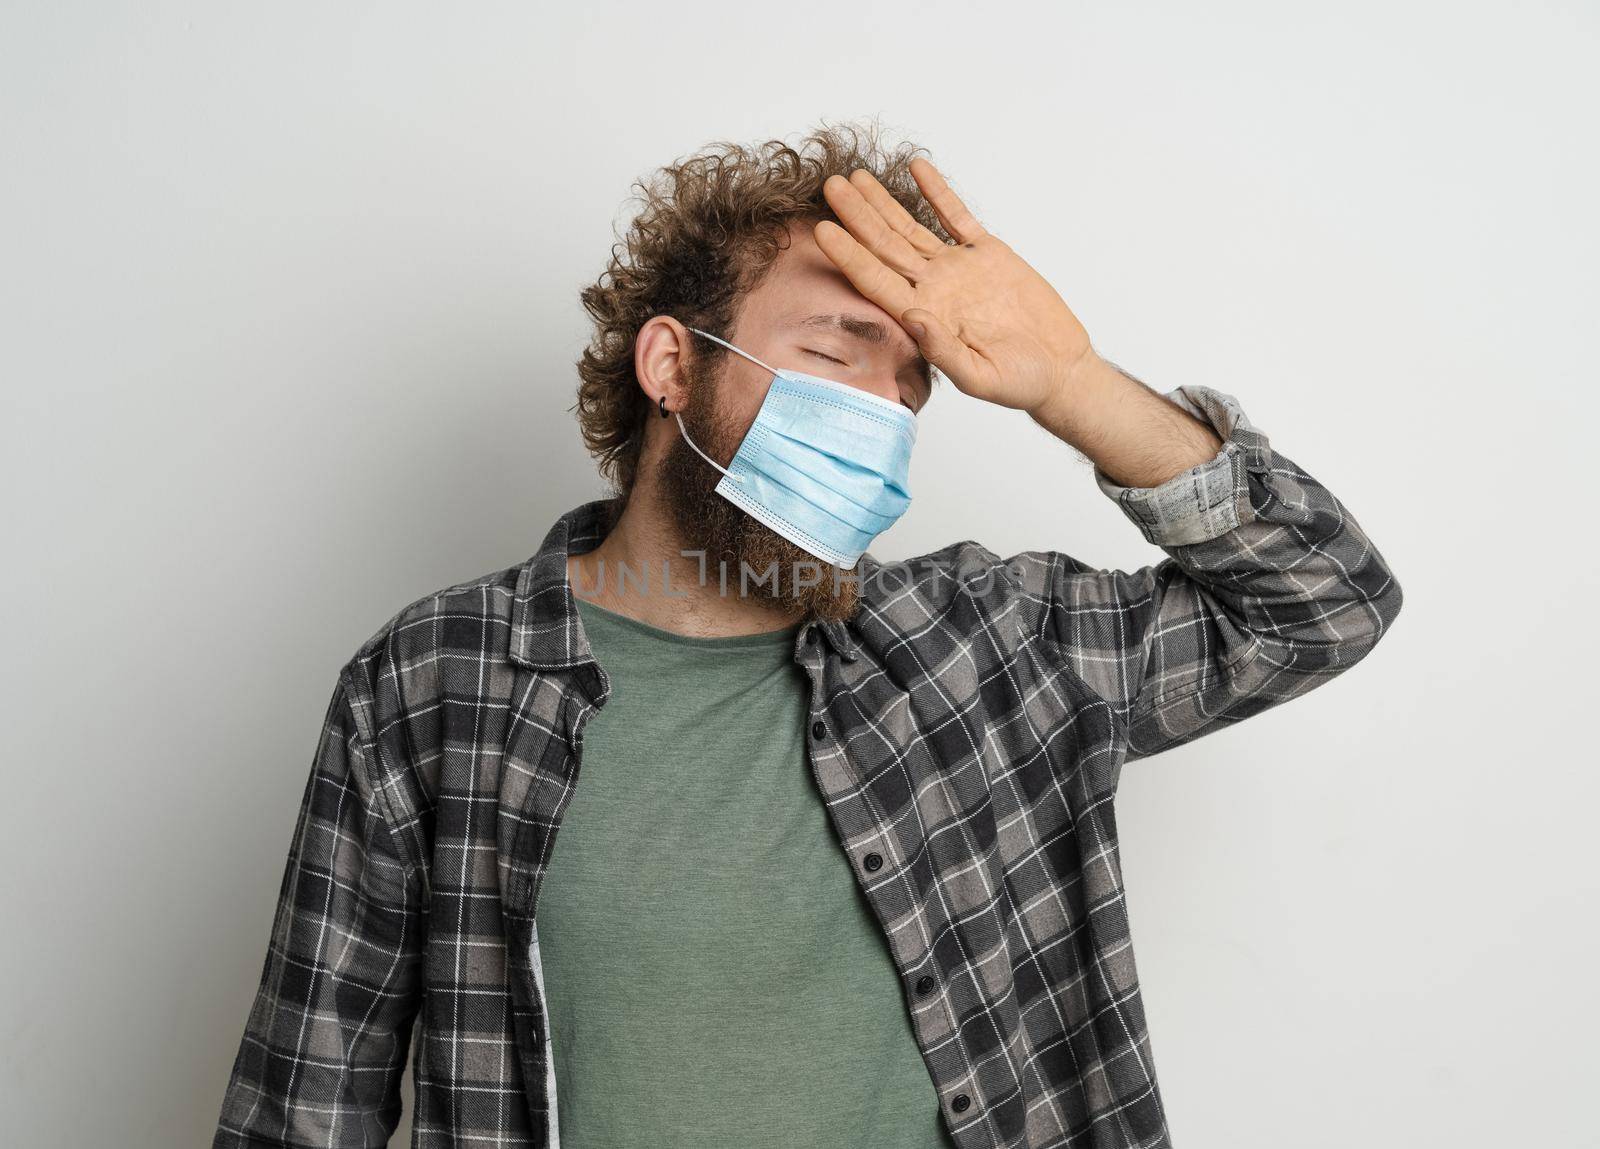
top-left (214, 384), bottom-right (1403, 1148)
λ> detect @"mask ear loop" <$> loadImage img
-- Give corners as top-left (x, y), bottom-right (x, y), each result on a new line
top-left (670, 325), bottom-right (784, 486)
top-left (673, 410), bottom-right (743, 483)
top-left (685, 326), bottom-right (785, 378)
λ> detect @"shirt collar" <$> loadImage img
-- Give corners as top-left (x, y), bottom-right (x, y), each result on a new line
top-left (816, 614), bottom-right (861, 661)
top-left (509, 498), bottom-right (861, 669)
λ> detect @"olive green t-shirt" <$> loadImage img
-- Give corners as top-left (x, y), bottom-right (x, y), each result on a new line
top-left (533, 598), bottom-right (955, 1148)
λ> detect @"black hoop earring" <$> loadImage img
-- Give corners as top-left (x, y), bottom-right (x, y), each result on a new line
top-left (659, 395), bottom-right (668, 419)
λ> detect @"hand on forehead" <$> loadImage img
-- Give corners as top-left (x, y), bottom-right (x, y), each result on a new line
top-left (727, 225), bottom-right (933, 412)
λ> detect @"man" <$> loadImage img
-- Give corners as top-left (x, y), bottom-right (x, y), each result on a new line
top-left (214, 124), bottom-right (1402, 1149)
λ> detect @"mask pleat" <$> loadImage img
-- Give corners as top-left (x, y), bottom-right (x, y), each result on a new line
top-left (679, 334), bottom-right (917, 566)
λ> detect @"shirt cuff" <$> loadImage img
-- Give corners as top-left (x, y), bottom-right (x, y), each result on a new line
top-left (1092, 384), bottom-right (1275, 547)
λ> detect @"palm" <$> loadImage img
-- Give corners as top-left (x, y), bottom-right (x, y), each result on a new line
top-left (814, 157), bottom-right (1093, 413)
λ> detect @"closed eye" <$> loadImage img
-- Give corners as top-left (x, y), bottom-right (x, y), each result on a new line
top-left (807, 348), bottom-right (919, 411)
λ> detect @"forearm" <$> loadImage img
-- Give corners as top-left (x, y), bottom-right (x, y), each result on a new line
top-left (1027, 350), bottom-right (1224, 488)
top-left (1003, 374), bottom-right (1403, 762)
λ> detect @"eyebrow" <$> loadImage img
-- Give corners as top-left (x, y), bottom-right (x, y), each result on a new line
top-left (786, 312), bottom-right (936, 393)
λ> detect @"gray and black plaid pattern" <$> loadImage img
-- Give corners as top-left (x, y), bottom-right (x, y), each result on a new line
top-left (214, 384), bottom-right (1402, 1148)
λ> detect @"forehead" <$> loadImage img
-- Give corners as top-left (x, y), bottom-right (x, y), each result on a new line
top-left (739, 222), bottom-right (880, 324)
top-left (737, 222), bottom-right (929, 379)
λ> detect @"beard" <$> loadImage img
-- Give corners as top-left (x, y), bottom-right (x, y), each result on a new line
top-left (657, 360), bottom-right (861, 624)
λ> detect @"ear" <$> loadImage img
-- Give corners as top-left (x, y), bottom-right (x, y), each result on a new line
top-left (634, 316), bottom-right (694, 416)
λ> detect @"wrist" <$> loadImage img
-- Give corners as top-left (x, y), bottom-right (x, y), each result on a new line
top-left (1027, 347), bottom-right (1116, 433)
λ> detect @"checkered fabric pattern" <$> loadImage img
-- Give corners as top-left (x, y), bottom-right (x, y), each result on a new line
top-left (213, 384), bottom-right (1403, 1148)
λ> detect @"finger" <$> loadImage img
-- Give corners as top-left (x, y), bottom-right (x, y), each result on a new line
top-left (909, 158), bottom-right (988, 245)
top-left (821, 174), bottom-right (927, 280)
top-left (901, 307), bottom-right (992, 397)
top-left (846, 168), bottom-right (949, 258)
top-left (813, 220), bottom-right (917, 315)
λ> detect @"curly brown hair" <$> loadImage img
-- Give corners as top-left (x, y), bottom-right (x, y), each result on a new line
top-left (573, 117), bottom-right (951, 508)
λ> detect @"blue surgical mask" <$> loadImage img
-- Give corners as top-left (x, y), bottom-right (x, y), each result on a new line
top-left (675, 326), bottom-right (916, 570)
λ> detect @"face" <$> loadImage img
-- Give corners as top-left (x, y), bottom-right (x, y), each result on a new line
top-left (658, 220), bottom-right (933, 622)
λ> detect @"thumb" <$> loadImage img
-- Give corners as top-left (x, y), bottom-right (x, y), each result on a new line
top-left (902, 308), bottom-right (978, 390)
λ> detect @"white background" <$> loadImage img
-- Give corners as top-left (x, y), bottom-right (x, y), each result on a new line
top-left (2, 2), bottom-right (1595, 1146)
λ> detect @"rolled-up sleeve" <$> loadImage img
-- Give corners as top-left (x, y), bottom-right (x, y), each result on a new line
top-left (1091, 385), bottom-right (1270, 547)
top-left (1006, 383), bottom-right (1404, 764)
top-left (213, 667), bottom-right (427, 1148)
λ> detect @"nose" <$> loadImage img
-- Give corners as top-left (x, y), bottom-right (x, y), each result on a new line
top-left (835, 371), bottom-right (910, 411)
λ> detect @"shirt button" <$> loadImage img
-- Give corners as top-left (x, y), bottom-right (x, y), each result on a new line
top-left (952, 1094), bottom-right (972, 1114)
top-left (811, 719), bottom-right (827, 740)
top-left (915, 975), bottom-right (936, 996)
top-left (863, 852), bottom-right (883, 872)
